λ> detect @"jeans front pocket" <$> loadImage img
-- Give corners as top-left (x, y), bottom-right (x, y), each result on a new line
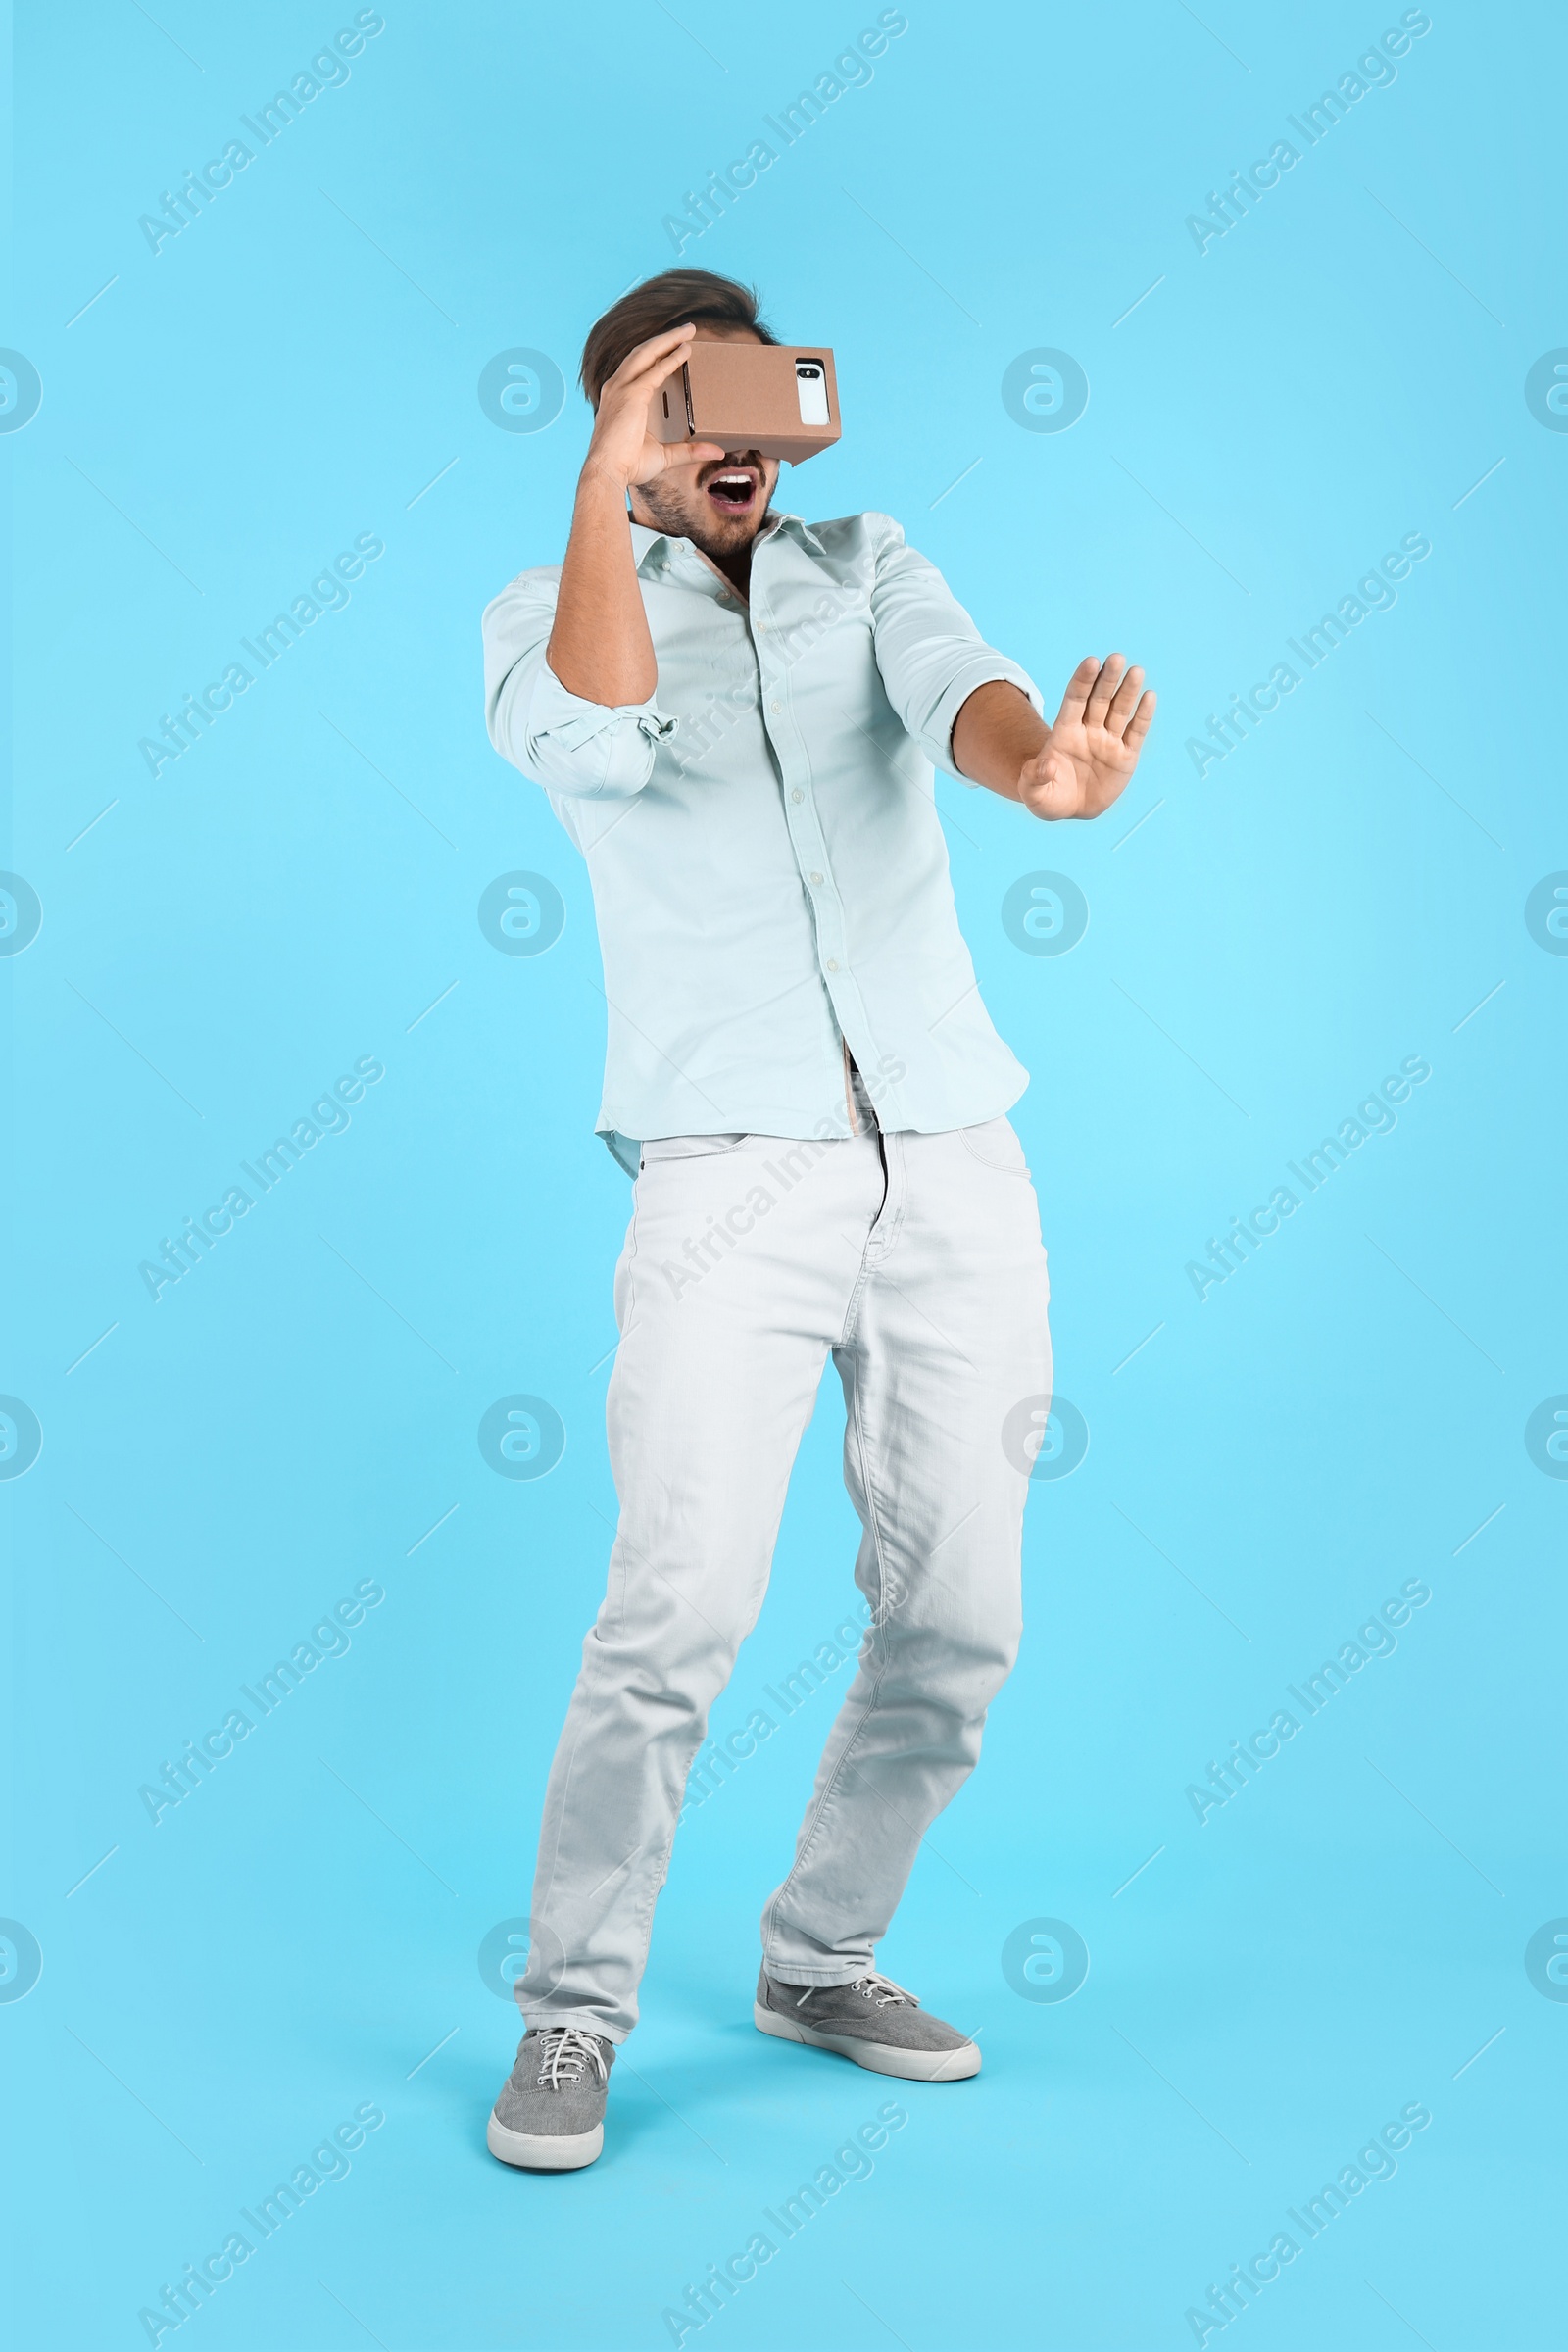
top-left (959, 1116), bottom-right (1030, 1177)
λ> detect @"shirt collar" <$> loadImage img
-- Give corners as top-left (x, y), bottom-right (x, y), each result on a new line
top-left (630, 511), bottom-right (825, 574)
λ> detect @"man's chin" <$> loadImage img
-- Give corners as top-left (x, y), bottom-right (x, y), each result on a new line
top-left (687, 503), bottom-right (772, 558)
top-left (633, 483), bottom-right (773, 556)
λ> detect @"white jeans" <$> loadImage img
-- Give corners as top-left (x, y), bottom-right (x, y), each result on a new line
top-left (519, 1112), bottom-right (1053, 2041)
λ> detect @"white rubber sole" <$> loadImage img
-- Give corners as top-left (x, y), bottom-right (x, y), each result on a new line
top-left (486, 2108), bottom-right (604, 2170)
top-left (754, 2000), bottom-right (981, 2082)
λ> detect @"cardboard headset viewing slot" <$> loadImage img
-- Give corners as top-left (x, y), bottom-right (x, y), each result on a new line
top-left (652, 343), bottom-right (841, 465)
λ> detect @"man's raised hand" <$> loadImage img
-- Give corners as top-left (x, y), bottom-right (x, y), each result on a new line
top-left (1017, 655), bottom-right (1156, 820)
top-left (580, 325), bottom-right (724, 496)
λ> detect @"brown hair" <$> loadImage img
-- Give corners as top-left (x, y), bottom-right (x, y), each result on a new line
top-left (578, 269), bottom-right (776, 407)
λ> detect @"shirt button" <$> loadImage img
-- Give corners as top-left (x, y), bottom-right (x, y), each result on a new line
top-left (826, 958), bottom-right (841, 972)
top-left (809, 871), bottom-right (823, 885)
top-left (756, 620), bottom-right (767, 632)
top-left (791, 789), bottom-right (804, 804)
top-left (770, 701), bottom-right (781, 714)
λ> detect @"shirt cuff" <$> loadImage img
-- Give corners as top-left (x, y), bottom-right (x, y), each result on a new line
top-left (527, 660), bottom-right (677, 795)
top-left (928, 657), bottom-right (1044, 785)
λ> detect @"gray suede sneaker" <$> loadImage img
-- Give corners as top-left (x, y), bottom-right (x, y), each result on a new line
top-left (754, 1965), bottom-right (981, 2081)
top-left (486, 2026), bottom-right (614, 2170)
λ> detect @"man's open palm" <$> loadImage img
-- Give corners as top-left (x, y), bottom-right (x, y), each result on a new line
top-left (1019, 655), bottom-right (1155, 820)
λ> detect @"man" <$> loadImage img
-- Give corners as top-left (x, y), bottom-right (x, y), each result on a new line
top-left (481, 268), bottom-right (1153, 2171)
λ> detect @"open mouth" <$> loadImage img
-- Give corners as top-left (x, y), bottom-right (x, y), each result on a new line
top-left (705, 466), bottom-right (760, 514)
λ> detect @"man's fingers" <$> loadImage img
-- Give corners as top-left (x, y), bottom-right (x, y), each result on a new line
top-left (1105, 662), bottom-right (1146, 735)
top-left (639, 339), bottom-right (707, 396)
top-left (1122, 689), bottom-right (1157, 751)
top-left (1084, 653), bottom-right (1126, 728)
top-left (621, 322), bottom-right (699, 372)
top-left (1053, 655), bottom-right (1099, 731)
top-left (604, 323), bottom-right (698, 393)
top-left (632, 438), bottom-right (724, 487)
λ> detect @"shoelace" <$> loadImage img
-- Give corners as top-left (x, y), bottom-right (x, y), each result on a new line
top-left (532, 2027), bottom-right (608, 2090)
top-left (796, 1969), bottom-right (919, 2011)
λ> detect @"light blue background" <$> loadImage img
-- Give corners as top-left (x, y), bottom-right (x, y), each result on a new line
top-left (4, 3), bottom-right (1564, 2346)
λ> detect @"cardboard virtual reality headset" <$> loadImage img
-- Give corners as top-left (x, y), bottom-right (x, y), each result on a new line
top-left (652, 343), bottom-right (841, 466)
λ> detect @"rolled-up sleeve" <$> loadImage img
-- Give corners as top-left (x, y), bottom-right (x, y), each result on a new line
top-left (482, 568), bottom-right (678, 800)
top-left (865, 514), bottom-right (1042, 783)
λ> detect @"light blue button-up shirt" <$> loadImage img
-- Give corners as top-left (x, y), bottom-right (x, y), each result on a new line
top-left (482, 509), bottom-right (1042, 1153)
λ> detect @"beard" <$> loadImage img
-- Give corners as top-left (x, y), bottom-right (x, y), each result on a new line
top-left (631, 469), bottom-right (775, 563)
